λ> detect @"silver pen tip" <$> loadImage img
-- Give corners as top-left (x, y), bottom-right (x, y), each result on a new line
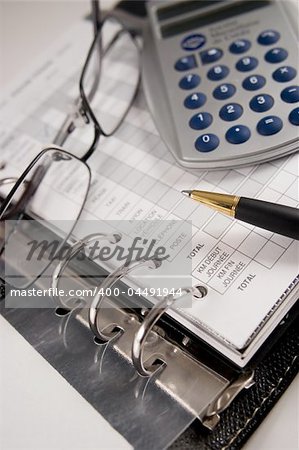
top-left (181, 190), bottom-right (192, 197)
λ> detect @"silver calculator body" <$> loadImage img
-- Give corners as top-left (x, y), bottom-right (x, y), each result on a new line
top-left (142, 0), bottom-right (299, 169)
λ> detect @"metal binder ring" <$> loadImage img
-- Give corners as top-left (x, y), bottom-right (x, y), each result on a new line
top-left (51, 232), bottom-right (121, 309)
top-left (89, 258), bottom-right (162, 343)
top-left (132, 287), bottom-right (205, 377)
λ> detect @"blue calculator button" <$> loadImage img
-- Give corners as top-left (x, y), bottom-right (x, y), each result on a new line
top-left (249, 94), bottom-right (274, 112)
top-left (236, 56), bottom-right (258, 72)
top-left (207, 65), bottom-right (229, 81)
top-left (257, 116), bottom-right (283, 135)
top-left (281, 86), bottom-right (299, 103)
top-left (219, 103), bottom-right (243, 121)
top-left (179, 74), bottom-right (201, 90)
top-left (184, 92), bottom-right (207, 109)
top-left (257, 30), bottom-right (280, 45)
top-left (229, 39), bottom-right (251, 54)
top-left (200, 48), bottom-right (223, 64)
top-left (189, 112), bottom-right (213, 130)
top-left (181, 34), bottom-right (206, 51)
top-left (242, 75), bottom-right (266, 91)
top-left (226, 125), bottom-right (251, 144)
top-left (273, 66), bottom-right (297, 83)
top-left (289, 107), bottom-right (299, 126)
top-left (175, 55), bottom-right (197, 71)
top-left (265, 48), bottom-right (288, 64)
top-left (213, 83), bottom-right (236, 100)
top-left (195, 134), bottom-right (219, 152)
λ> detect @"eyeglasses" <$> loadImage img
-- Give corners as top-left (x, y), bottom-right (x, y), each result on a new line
top-left (0, 11), bottom-right (140, 288)
top-left (53, 13), bottom-right (141, 159)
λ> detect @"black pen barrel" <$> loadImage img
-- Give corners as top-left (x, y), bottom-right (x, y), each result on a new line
top-left (236, 197), bottom-right (299, 240)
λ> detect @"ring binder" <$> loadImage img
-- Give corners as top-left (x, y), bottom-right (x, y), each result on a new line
top-left (132, 286), bottom-right (203, 376)
top-left (51, 232), bottom-right (122, 309)
top-left (50, 240), bottom-right (236, 428)
top-left (2, 223), bottom-right (297, 446)
top-left (89, 257), bottom-right (162, 342)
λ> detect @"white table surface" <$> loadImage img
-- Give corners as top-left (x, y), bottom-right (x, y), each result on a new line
top-left (0, 1), bottom-right (298, 449)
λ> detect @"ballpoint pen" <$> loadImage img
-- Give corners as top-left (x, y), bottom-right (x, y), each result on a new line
top-left (182, 190), bottom-right (299, 240)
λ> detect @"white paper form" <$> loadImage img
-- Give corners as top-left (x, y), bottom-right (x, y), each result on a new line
top-left (0, 19), bottom-right (298, 363)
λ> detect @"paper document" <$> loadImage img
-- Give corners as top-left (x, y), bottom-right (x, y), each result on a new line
top-left (1, 19), bottom-right (298, 365)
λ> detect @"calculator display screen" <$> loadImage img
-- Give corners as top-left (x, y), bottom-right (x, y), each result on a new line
top-left (157, 0), bottom-right (223, 21)
top-left (160, 0), bottom-right (271, 38)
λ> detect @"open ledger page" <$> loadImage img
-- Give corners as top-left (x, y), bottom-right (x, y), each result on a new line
top-left (1, 19), bottom-right (298, 365)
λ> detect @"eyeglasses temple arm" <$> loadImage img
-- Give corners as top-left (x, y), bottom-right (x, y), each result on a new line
top-left (53, 1), bottom-right (102, 149)
top-left (91, 0), bottom-right (102, 35)
top-left (53, 115), bottom-right (76, 147)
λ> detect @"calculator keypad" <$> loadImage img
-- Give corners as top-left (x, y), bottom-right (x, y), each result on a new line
top-left (172, 21), bottom-right (298, 162)
top-left (219, 103), bottom-right (243, 121)
top-left (200, 48), bottom-right (223, 64)
top-left (257, 30), bottom-right (280, 46)
top-left (272, 66), bottom-right (297, 82)
top-left (281, 86), bottom-right (299, 103)
top-left (184, 92), bottom-right (207, 109)
top-left (213, 83), bottom-right (236, 100)
top-left (257, 116), bottom-right (283, 135)
top-left (242, 74), bottom-right (266, 91)
top-left (179, 73), bottom-right (201, 89)
top-left (229, 39), bottom-right (251, 54)
top-left (189, 112), bottom-right (213, 130)
top-left (289, 107), bottom-right (299, 126)
top-left (249, 94), bottom-right (274, 112)
top-left (226, 125), bottom-right (251, 144)
top-left (265, 48), bottom-right (288, 64)
top-left (236, 56), bottom-right (259, 72)
top-left (195, 134), bottom-right (219, 152)
top-left (207, 65), bottom-right (229, 81)
top-left (175, 55), bottom-right (197, 71)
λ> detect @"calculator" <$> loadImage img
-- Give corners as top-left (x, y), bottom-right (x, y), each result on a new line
top-left (142, 0), bottom-right (299, 169)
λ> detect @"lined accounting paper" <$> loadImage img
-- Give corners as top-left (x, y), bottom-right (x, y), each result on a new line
top-left (0, 19), bottom-right (298, 366)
